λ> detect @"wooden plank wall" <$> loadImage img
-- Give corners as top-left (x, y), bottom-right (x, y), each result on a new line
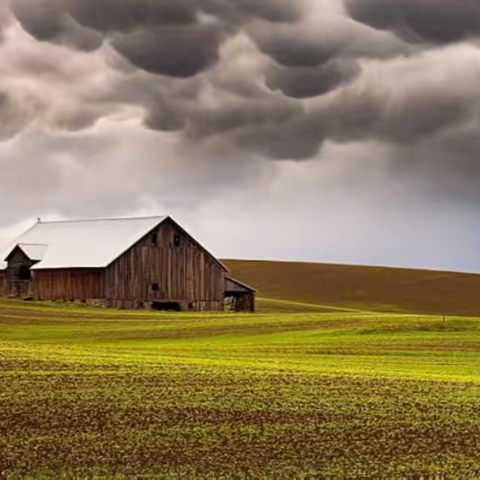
top-left (33, 269), bottom-right (105, 301)
top-left (0, 271), bottom-right (5, 297)
top-left (105, 219), bottom-right (226, 311)
top-left (5, 248), bottom-right (35, 298)
top-left (225, 277), bottom-right (255, 293)
top-left (233, 294), bottom-right (255, 313)
top-left (224, 277), bottom-right (256, 313)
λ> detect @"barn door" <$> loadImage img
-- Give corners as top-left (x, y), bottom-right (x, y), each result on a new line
top-left (9, 265), bottom-right (32, 298)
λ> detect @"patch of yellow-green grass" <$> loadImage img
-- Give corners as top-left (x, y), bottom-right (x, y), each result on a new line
top-left (2, 300), bottom-right (480, 478)
top-left (256, 297), bottom-right (365, 314)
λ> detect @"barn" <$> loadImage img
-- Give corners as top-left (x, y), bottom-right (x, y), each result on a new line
top-left (0, 216), bottom-right (255, 312)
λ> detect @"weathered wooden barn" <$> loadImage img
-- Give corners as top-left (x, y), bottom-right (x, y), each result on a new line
top-left (0, 216), bottom-right (255, 312)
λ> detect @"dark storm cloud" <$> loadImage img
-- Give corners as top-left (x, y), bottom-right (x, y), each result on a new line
top-left (5, 0), bottom-right (480, 171)
top-left (327, 84), bottom-right (473, 144)
top-left (266, 60), bottom-right (360, 99)
top-left (386, 124), bottom-right (480, 207)
top-left (180, 103), bottom-right (326, 160)
top-left (11, 0), bottom-right (102, 50)
top-left (143, 98), bottom-right (187, 131)
top-left (11, 0), bottom-right (65, 41)
top-left (232, 0), bottom-right (299, 22)
top-left (185, 94), bottom-right (302, 140)
top-left (65, 0), bottom-right (197, 32)
top-left (11, 0), bottom-right (302, 77)
top-left (248, 14), bottom-right (412, 104)
top-left (250, 24), bottom-right (344, 68)
top-left (65, 0), bottom-right (300, 33)
top-left (111, 24), bottom-right (225, 78)
top-left (232, 115), bottom-right (326, 159)
top-left (324, 44), bottom-right (480, 147)
top-left (345, 0), bottom-right (480, 44)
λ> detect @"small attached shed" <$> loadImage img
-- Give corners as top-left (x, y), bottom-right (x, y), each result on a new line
top-left (3, 244), bottom-right (47, 299)
top-left (224, 276), bottom-right (256, 312)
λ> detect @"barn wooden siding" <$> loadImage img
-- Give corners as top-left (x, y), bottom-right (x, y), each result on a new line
top-left (230, 294), bottom-right (255, 313)
top-left (105, 219), bottom-right (226, 311)
top-left (33, 269), bottom-right (105, 302)
top-left (4, 248), bottom-right (35, 298)
top-left (224, 276), bottom-right (256, 313)
top-left (0, 270), bottom-right (6, 297)
top-left (225, 277), bottom-right (251, 293)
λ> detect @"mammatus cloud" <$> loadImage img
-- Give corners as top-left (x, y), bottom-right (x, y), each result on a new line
top-left (11, 0), bottom-right (102, 50)
top-left (1, 0), bottom-right (480, 270)
top-left (2, 0), bottom-right (414, 153)
top-left (345, 0), bottom-right (480, 45)
top-left (265, 60), bottom-right (360, 99)
top-left (11, 0), bottom-right (302, 76)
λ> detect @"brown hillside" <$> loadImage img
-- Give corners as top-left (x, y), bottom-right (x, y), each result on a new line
top-left (224, 259), bottom-right (480, 316)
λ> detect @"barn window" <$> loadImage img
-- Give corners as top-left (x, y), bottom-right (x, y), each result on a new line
top-left (18, 266), bottom-right (31, 281)
top-left (151, 232), bottom-right (158, 246)
top-left (151, 283), bottom-right (160, 292)
top-left (173, 233), bottom-right (181, 247)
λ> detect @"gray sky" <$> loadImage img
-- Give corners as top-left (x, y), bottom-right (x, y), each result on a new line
top-left (1, 0), bottom-right (480, 272)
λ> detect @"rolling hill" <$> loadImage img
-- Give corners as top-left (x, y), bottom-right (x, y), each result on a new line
top-left (224, 259), bottom-right (480, 316)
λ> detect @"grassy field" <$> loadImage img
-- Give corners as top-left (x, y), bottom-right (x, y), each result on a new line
top-left (225, 259), bottom-right (480, 316)
top-left (2, 299), bottom-right (480, 478)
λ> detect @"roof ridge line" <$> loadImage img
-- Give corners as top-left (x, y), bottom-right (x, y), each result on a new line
top-left (39, 215), bottom-right (167, 224)
top-left (17, 242), bottom-right (49, 246)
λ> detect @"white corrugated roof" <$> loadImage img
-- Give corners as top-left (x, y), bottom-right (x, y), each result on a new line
top-left (1, 216), bottom-right (167, 270)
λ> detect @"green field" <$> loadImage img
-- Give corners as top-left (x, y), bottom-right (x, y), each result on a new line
top-left (2, 299), bottom-right (480, 478)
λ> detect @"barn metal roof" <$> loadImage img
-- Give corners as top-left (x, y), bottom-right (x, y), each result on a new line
top-left (14, 244), bottom-right (49, 262)
top-left (225, 275), bottom-right (257, 293)
top-left (2, 216), bottom-right (167, 270)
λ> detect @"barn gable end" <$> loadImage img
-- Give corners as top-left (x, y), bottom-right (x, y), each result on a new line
top-left (105, 217), bottom-right (226, 311)
top-left (3, 245), bottom-right (37, 299)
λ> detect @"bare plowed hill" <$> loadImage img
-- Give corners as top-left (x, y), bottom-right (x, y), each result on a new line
top-left (224, 259), bottom-right (480, 316)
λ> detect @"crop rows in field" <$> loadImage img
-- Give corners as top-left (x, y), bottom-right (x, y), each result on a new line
top-left (2, 300), bottom-right (480, 478)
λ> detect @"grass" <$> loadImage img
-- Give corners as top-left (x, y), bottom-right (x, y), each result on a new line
top-left (255, 297), bottom-right (363, 314)
top-left (225, 259), bottom-right (480, 316)
top-left (2, 299), bottom-right (480, 477)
